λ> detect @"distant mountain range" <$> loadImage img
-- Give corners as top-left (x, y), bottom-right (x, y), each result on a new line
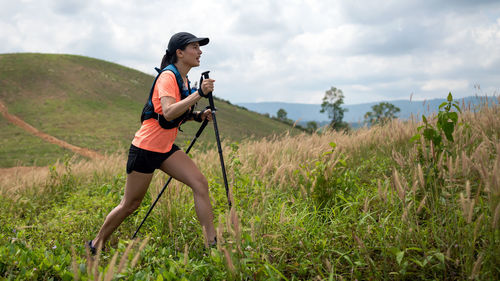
top-left (238, 96), bottom-right (497, 125)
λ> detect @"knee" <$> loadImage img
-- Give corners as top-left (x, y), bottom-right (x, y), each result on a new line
top-left (120, 199), bottom-right (142, 215)
top-left (191, 175), bottom-right (209, 196)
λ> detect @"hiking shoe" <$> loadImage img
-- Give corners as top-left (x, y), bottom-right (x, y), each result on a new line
top-left (208, 237), bottom-right (217, 248)
top-left (202, 238), bottom-right (217, 257)
top-left (87, 240), bottom-right (97, 255)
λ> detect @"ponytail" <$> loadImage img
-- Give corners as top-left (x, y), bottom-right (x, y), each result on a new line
top-left (160, 50), bottom-right (174, 69)
top-left (159, 44), bottom-right (189, 69)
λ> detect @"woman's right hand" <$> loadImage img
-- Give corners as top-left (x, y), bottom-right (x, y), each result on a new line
top-left (200, 78), bottom-right (215, 97)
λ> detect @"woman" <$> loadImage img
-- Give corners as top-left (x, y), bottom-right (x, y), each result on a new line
top-left (88, 32), bottom-right (217, 254)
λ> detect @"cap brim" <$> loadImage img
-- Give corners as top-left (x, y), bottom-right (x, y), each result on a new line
top-left (188, 37), bottom-right (209, 46)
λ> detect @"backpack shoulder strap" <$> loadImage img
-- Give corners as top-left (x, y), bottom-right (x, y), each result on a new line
top-left (163, 64), bottom-right (192, 99)
top-left (140, 64), bottom-right (193, 128)
top-left (140, 68), bottom-right (165, 123)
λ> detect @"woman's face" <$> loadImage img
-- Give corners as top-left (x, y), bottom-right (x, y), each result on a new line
top-left (178, 42), bottom-right (202, 67)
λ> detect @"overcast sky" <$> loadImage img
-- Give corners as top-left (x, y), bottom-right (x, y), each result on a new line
top-left (1, 0), bottom-right (499, 104)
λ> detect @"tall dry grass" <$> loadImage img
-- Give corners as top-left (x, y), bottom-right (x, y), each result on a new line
top-left (193, 113), bottom-right (419, 193)
top-left (2, 96), bottom-right (498, 212)
top-left (0, 152), bottom-right (126, 199)
top-left (389, 96), bottom-right (500, 222)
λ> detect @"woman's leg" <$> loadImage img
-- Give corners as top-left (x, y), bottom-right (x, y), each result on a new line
top-left (159, 150), bottom-right (216, 243)
top-left (91, 171), bottom-right (154, 248)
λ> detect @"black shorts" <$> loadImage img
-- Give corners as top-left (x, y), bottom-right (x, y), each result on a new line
top-left (126, 144), bottom-right (180, 174)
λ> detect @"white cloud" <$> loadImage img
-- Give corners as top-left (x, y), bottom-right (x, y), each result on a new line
top-left (421, 79), bottom-right (469, 92)
top-left (0, 0), bottom-right (499, 105)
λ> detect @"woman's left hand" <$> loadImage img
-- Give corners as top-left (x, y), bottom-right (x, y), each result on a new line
top-left (201, 109), bottom-right (214, 121)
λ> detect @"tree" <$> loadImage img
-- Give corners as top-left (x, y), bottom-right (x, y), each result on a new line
top-left (364, 102), bottom-right (401, 125)
top-left (306, 121), bottom-right (318, 132)
top-left (320, 87), bottom-right (348, 130)
top-left (276, 108), bottom-right (288, 121)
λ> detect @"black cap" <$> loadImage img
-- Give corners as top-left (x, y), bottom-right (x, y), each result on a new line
top-left (167, 32), bottom-right (209, 54)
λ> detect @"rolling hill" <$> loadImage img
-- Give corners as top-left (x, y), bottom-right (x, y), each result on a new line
top-left (0, 53), bottom-right (302, 167)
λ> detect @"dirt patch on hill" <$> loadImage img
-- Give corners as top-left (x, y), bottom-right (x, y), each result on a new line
top-left (0, 100), bottom-right (103, 160)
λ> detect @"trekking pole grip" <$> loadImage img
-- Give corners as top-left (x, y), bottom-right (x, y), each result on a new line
top-left (200, 71), bottom-right (214, 99)
top-left (201, 71), bottom-right (217, 111)
top-left (201, 71), bottom-right (210, 81)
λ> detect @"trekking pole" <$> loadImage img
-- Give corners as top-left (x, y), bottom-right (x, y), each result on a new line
top-left (132, 119), bottom-right (210, 239)
top-left (201, 71), bottom-right (232, 209)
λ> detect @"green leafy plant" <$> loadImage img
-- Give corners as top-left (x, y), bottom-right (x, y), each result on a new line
top-left (409, 93), bottom-right (463, 204)
top-left (306, 142), bottom-right (354, 209)
top-left (411, 92), bottom-right (462, 161)
top-left (436, 93), bottom-right (461, 143)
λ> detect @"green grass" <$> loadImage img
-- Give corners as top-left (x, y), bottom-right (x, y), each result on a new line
top-left (0, 53), bottom-right (302, 167)
top-left (0, 98), bottom-right (498, 279)
top-left (0, 115), bottom-right (72, 167)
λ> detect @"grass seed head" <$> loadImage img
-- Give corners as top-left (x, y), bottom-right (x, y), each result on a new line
top-left (103, 250), bottom-right (119, 281)
top-left (470, 253), bottom-right (483, 280)
top-left (417, 195), bottom-right (427, 214)
top-left (222, 246), bottom-right (236, 273)
top-left (493, 202), bottom-right (500, 229)
top-left (71, 246), bottom-right (79, 281)
top-left (393, 169), bottom-right (405, 201)
top-left (183, 243), bottom-right (189, 265)
top-left (202, 226), bottom-right (209, 248)
top-left (117, 240), bottom-right (135, 274)
top-left (131, 237), bottom-right (149, 268)
top-left (363, 197), bottom-right (369, 213)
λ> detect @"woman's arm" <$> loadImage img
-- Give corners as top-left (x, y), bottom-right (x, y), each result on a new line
top-left (161, 78), bottom-right (215, 121)
top-left (160, 93), bottom-right (200, 121)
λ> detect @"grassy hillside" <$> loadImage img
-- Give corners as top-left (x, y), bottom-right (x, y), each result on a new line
top-left (0, 115), bottom-right (70, 167)
top-left (0, 95), bottom-right (498, 280)
top-left (0, 53), bottom-right (302, 167)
